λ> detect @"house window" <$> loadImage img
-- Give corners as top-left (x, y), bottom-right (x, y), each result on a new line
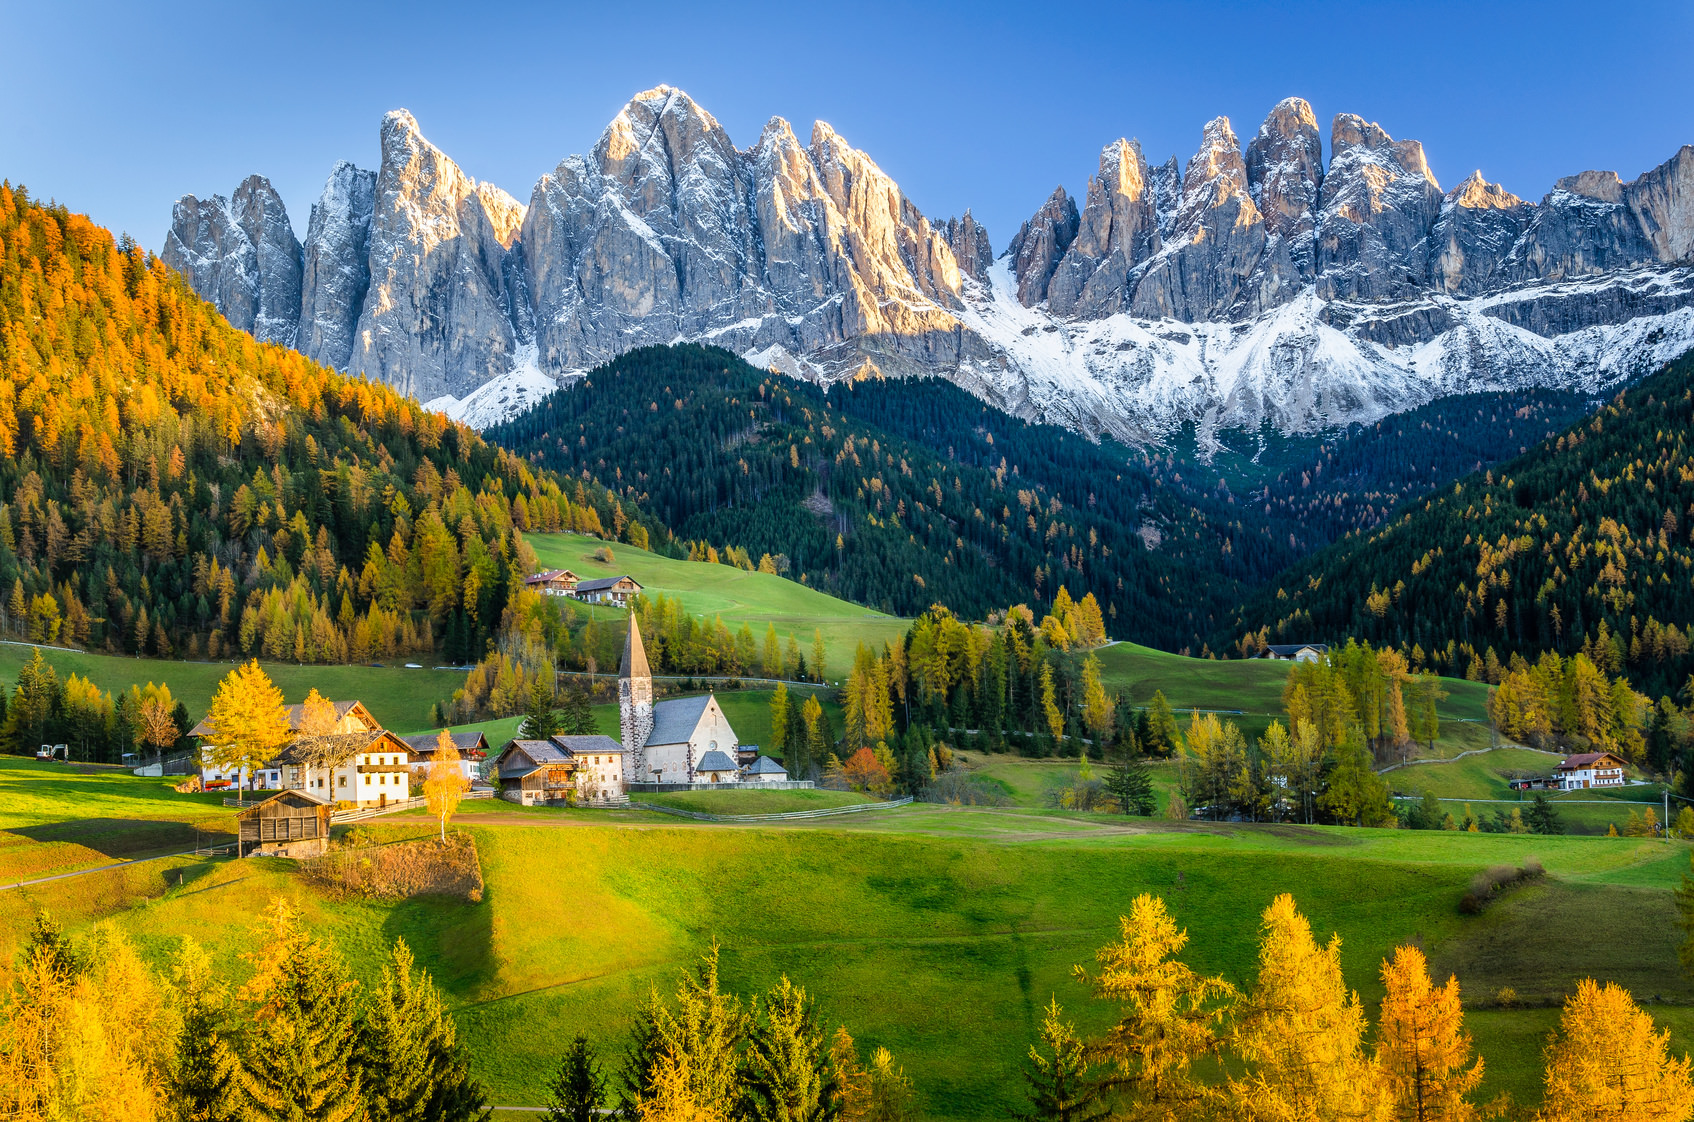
top-left (339, 775), bottom-right (347, 787)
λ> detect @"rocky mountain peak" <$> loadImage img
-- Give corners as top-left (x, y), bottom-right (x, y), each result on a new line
top-left (1007, 185), bottom-right (1079, 306)
top-left (1317, 113), bottom-right (1444, 300)
top-left (300, 160), bottom-right (377, 371)
top-left (161, 174), bottom-right (302, 348)
top-left (1449, 170), bottom-right (1524, 210)
top-left (1245, 97), bottom-right (1323, 251)
top-left (1046, 138), bottom-right (1158, 316)
top-left (1555, 168), bottom-right (1625, 203)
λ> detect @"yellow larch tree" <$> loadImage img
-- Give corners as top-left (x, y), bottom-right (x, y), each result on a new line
top-left (1076, 892), bottom-right (1234, 1119)
top-left (1230, 893), bottom-right (1393, 1122)
top-left (296, 687), bottom-right (338, 736)
top-left (424, 728), bottom-right (467, 842)
top-left (1541, 978), bottom-right (1694, 1121)
top-left (203, 660), bottom-right (291, 800)
top-left (1375, 945), bottom-right (1482, 1122)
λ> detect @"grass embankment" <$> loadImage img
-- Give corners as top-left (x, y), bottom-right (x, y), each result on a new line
top-left (1, 758), bottom-right (1688, 1117)
top-left (638, 789), bottom-right (875, 814)
top-left (526, 533), bottom-right (908, 680)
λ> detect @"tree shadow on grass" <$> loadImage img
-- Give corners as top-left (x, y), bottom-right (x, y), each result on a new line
top-left (6, 818), bottom-right (233, 861)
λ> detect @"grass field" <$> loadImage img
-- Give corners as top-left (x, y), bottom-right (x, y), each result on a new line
top-left (1, 757), bottom-right (1688, 1118)
top-left (0, 641), bottom-right (462, 734)
top-left (639, 788), bottom-right (875, 814)
top-left (525, 533), bottom-right (909, 679)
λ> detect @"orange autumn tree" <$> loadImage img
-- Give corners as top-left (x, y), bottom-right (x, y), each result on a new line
top-left (841, 748), bottom-right (892, 797)
top-left (1376, 945), bottom-right (1483, 1122)
top-left (1541, 978), bottom-right (1694, 1122)
top-left (1230, 894), bottom-right (1393, 1121)
top-left (1076, 893), bottom-right (1234, 1118)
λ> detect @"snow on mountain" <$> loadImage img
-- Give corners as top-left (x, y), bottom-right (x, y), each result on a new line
top-left (163, 91), bottom-right (1694, 441)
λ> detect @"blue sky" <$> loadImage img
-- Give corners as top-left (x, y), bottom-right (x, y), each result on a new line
top-left (5, 0), bottom-right (1691, 255)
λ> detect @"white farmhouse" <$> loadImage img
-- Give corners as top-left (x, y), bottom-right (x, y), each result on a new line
top-left (1554, 751), bottom-right (1628, 791)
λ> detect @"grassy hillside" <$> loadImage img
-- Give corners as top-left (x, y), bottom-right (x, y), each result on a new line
top-left (527, 532), bottom-right (908, 679)
top-left (1228, 348), bottom-right (1694, 699)
top-left (2, 759), bottom-right (1688, 1118)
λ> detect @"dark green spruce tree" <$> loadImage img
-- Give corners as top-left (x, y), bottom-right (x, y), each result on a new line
top-left (1104, 736), bottom-right (1156, 817)
top-left (518, 676), bottom-right (561, 740)
top-left (545, 1035), bottom-right (605, 1122)
top-left (1014, 999), bottom-right (1107, 1122)
top-left (168, 939), bottom-right (241, 1122)
top-left (739, 977), bottom-right (837, 1122)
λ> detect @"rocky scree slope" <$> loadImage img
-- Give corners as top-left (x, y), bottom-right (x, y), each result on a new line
top-left (164, 89), bottom-right (1694, 440)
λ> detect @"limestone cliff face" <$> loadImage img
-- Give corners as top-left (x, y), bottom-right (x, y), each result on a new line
top-left (162, 174), bottom-right (302, 346)
top-left (349, 110), bottom-right (526, 401)
top-left (164, 89), bottom-right (1694, 439)
top-left (299, 161), bottom-right (376, 371)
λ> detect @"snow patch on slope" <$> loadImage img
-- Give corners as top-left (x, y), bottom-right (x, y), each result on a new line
top-left (425, 344), bottom-right (561, 429)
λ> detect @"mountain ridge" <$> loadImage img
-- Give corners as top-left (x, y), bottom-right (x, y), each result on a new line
top-left (163, 87), bottom-right (1694, 440)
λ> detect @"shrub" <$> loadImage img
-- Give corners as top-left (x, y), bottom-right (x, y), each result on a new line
top-left (1459, 860), bottom-right (1546, 914)
top-left (592, 546), bottom-right (615, 564)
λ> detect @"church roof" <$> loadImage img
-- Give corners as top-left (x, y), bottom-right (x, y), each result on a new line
top-left (695, 750), bottom-right (738, 773)
top-left (621, 615), bottom-right (651, 679)
top-left (650, 694), bottom-right (712, 747)
top-left (747, 755), bottom-right (787, 775)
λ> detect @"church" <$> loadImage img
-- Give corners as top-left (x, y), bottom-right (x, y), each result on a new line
top-left (492, 613), bottom-right (754, 804)
top-left (619, 615), bottom-right (744, 784)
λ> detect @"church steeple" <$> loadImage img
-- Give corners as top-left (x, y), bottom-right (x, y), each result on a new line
top-left (619, 614), bottom-right (654, 777)
top-left (620, 613), bottom-right (651, 680)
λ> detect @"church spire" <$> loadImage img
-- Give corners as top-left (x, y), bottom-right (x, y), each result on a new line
top-left (621, 613), bottom-right (651, 680)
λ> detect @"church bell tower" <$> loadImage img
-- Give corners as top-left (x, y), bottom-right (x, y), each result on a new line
top-left (620, 614), bottom-right (654, 779)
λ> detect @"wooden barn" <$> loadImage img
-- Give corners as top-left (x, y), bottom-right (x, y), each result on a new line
top-left (235, 790), bottom-right (332, 859)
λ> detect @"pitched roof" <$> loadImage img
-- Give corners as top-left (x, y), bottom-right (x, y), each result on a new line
top-left (234, 789), bottom-right (328, 815)
top-left (621, 614), bottom-right (651, 679)
top-left (525, 568), bottom-right (578, 584)
top-left (695, 749), bottom-right (738, 773)
top-left (554, 734), bottom-right (625, 755)
top-left (747, 755), bottom-right (787, 775)
top-left (1556, 751), bottom-right (1626, 770)
top-left (274, 730), bottom-right (395, 769)
top-left (496, 739), bottom-right (573, 779)
top-left (1266, 643), bottom-right (1329, 656)
top-left (576, 575), bottom-right (641, 594)
top-left (650, 694), bottom-right (712, 746)
top-left (191, 699), bottom-right (374, 738)
top-left (402, 731), bottom-right (488, 756)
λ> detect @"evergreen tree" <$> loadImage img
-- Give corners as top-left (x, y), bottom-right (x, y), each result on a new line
top-left (169, 939), bottom-right (242, 1122)
top-left (1541, 979), bottom-right (1694, 1121)
top-left (560, 686), bottom-right (597, 736)
top-left (1103, 737), bottom-right (1155, 816)
top-left (768, 684), bottom-right (791, 758)
top-left (1527, 793), bottom-right (1564, 835)
top-left (546, 1036), bottom-right (605, 1122)
top-left (519, 676), bottom-right (561, 740)
top-left (237, 901), bottom-right (364, 1122)
top-left (1013, 999), bottom-right (1107, 1122)
top-left (1144, 691), bottom-right (1180, 757)
top-left (740, 976), bottom-right (836, 1122)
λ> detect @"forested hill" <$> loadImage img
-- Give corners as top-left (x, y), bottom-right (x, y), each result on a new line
top-left (0, 183), bottom-right (649, 666)
top-left (1226, 347), bottom-right (1694, 698)
top-left (487, 345), bottom-right (1297, 652)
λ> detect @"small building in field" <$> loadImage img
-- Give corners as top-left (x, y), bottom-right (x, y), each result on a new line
top-left (402, 730), bottom-right (490, 784)
top-left (571, 575), bottom-right (643, 608)
top-left (1554, 751), bottom-right (1628, 791)
top-left (491, 735), bottom-right (627, 806)
top-left (1264, 643), bottom-right (1330, 663)
top-left (744, 756), bottom-right (789, 784)
top-left (524, 568), bottom-right (580, 597)
top-left (693, 749), bottom-right (740, 784)
top-left (235, 790), bottom-right (332, 859)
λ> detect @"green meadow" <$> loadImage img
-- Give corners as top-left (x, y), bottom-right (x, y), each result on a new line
top-left (2, 757), bottom-right (1689, 1119)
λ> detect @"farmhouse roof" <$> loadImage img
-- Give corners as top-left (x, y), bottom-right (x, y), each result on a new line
top-left (1266, 643), bottom-right (1329, 657)
top-left (525, 568), bottom-right (578, 584)
top-left (402, 731), bottom-right (488, 758)
top-left (191, 699), bottom-right (376, 739)
top-left (233, 789), bottom-right (328, 816)
top-left (746, 755), bottom-right (787, 775)
top-left (553, 734), bottom-right (625, 756)
top-left (496, 739), bottom-right (573, 779)
top-left (576, 575), bottom-right (641, 594)
top-left (273, 730), bottom-right (401, 770)
top-left (695, 749), bottom-right (738, 773)
top-left (650, 695), bottom-right (712, 746)
top-left (621, 614), bottom-right (651, 679)
top-left (1556, 751), bottom-right (1626, 770)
